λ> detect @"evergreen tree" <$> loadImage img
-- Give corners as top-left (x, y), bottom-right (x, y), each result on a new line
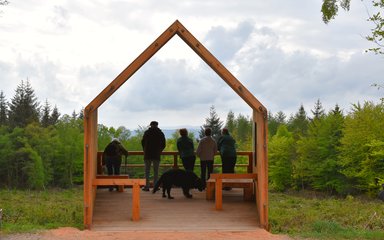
top-left (41, 99), bottom-right (51, 127)
top-left (49, 105), bottom-right (60, 125)
top-left (311, 99), bottom-right (326, 121)
top-left (225, 110), bottom-right (236, 134)
top-left (8, 80), bottom-right (40, 128)
top-left (199, 105), bottom-right (223, 141)
top-left (288, 104), bottom-right (309, 139)
top-left (0, 91), bottom-right (8, 126)
top-left (268, 111), bottom-right (287, 137)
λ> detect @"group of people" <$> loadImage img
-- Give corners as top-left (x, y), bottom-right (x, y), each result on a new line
top-left (102, 120), bottom-right (237, 191)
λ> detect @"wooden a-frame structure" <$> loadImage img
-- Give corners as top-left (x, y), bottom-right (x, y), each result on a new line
top-left (83, 20), bottom-right (269, 230)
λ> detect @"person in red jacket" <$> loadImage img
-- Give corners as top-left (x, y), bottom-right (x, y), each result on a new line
top-left (141, 121), bottom-right (166, 191)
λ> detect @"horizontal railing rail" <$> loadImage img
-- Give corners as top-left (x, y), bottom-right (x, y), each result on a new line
top-left (97, 151), bottom-right (253, 174)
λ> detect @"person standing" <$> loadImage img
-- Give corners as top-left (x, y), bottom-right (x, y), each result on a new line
top-left (102, 138), bottom-right (129, 191)
top-left (177, 128), bottom-right (196, 172)
top-left (141, 121), bottom-right (166, 191)
top-left (196, 128), bottom-right (217, 188)
top-left (218, 128), bottom-right (237, 174)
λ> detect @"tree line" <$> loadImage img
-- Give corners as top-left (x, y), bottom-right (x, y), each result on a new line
top-left (1, 80), bottom-right (383, 197)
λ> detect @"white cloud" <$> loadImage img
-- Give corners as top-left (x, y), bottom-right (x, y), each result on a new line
top-left (0, 0), bottom-right (383, 129)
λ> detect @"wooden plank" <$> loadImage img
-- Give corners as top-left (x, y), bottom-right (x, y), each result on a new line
top-left (210, 173), bottom-right (257, 180)
top-left (96, 175), bottom-right (130, 179)
top-left (215, 179), bottom-right (222, 210)
top-left (92, 188), bottom-right (259, 231)
top-left (132, 183), bottom-right (140, 221)
top-left (175, 20), bottom-right (267, 113)
top-left (92, 179), bottom-right (145, 186)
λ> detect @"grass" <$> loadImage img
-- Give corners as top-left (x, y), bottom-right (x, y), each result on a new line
top-left (0, 187), bottom-right (83, 233)
top-left (269, 191), bottom-right (384, 239)
top-left (0, 187), bottom-right (383, 239)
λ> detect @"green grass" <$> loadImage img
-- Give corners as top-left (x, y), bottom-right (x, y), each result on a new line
top-left (269, 191), bottom-right (384, 239)
top-left (0, 187), bottom-right (83, 233)
top-left (1, 187), bottom-right (383, 239)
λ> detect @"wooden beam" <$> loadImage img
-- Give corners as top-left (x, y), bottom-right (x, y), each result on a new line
top-left (174, 20), bottom-right (266, 113)
top-left (215, 178), bottom-right (223, 210)
top-left (254, 110), bottom-right (269, 230)
top-left (210, 173), bottom-right (257, 180)
top-left (84, 21), bottom-right (179, 117)
top-left (92, 179), bottom-right (145, 186)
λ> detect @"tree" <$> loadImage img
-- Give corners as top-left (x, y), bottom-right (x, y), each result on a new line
top-left (41, 99), bottom-right (51, 127)
top-left (268, 125), bottom-right (295, 191)
top-left (268, 111), bottom-right (287, 137)
top-left (339, 101), bottom-right (384, 194)
top-left (225, 110), bottom-right (236, 134)
top-left (321, 0), bottom-right (384, 55)
top-left (0, 91), bottom-right (8, 126)
top-left (288, 104), bottom-right (309, 139)
top-left (199, 105), bottom-right (223, 141)
top-left (50, 105), bottom-right (60, 125)
top-left (311, 99), bottom-right (326, 121)
top-left (8, 80), bottom-right (40, 128)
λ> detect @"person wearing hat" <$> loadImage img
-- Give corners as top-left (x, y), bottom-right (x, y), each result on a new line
top-left (102, 138), bottom-right (129, 191)
top-left (141, 121), bottom-right (166, 191)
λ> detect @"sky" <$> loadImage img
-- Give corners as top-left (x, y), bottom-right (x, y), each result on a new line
top-left (1, 0), bottom-right (383, 130)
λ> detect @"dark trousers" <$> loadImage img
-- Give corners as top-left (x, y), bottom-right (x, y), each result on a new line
top-left (106, 156), bottom-right (121, 190)
top-left (200, 160), bottom-right (213, 186)
top-left (221, 156), bottom-right (237, 173)
top-left (181, 155), bottom-right (196, 172)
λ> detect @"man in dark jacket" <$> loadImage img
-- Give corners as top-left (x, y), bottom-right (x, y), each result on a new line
top-left (102, 138), bottom-right (129, 191)
top-left (141, 121), bottom-right (166, 191)
top-left (218, 128), bottom-right (237, 174)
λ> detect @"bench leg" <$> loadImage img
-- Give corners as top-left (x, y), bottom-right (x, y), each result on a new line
top-left (132, 183), bottom-right (140, 221)
top-left (118, 185), bottom-right (124, 192)
top-left (215, 179), bottom-right (222, 210)
top-left (206, 182), bottom-right (215, 200)
top-left (243, 187), bottom-right (253, 201)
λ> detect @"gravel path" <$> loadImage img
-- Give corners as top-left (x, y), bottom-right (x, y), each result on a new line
top-left (1, 227), bottom-right (292, 240)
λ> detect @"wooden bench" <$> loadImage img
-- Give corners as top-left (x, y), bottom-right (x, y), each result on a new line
top-left (92, 177), bottom-right (146, 221)
top-left (206, 173), bottom-right (257, 210)
top-left (96, 175), bottom-right (130, 192)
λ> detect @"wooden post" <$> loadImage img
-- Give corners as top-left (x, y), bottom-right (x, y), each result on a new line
top-left (215, 178), bottom-right (223, 210)
top-left (173, 153), bottom-right (178, 169)
top-left (132, 182), bottom-right (140, 221)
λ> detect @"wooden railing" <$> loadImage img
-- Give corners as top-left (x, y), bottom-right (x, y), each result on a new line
top-left (97, 151), bottom-right (253, 174)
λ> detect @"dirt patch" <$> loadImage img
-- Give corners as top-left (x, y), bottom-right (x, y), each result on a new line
top-left (1, 227), bottom-right (292, 240)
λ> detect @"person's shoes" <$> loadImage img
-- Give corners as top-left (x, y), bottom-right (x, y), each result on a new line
top-left (142, 187), bottom-right (150, 192)
top-left (223, 187), bottom-right (232, 191)
top-left (109, 187), bottom-right (114, 192)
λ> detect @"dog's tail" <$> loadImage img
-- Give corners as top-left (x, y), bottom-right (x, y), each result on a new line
top-left (152, 175), bottom-right (163, 194)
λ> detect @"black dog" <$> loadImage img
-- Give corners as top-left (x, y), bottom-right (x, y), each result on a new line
top-left (153, 168), bottom-right (204, 199)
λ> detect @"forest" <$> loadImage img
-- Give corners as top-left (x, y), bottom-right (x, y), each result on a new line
top-left (0, 80), bottom-right (383, 198)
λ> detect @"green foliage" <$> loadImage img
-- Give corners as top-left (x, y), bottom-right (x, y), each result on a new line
top-left (339, 102), bottom-right (384, 194)
top-left (269, 191), bottom-right (384, 239)
top-left (199, 105), bottom-right (224, 141)
top-left (268, 125), bottom-right (295, 191)
top-left (8, 80), bottom-right (40, 128)
top-left (0, 188), bottom-right (83, 233)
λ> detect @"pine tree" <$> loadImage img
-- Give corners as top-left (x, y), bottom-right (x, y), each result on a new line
top-left (311, 99), bottom-right (325, 121)
top-left (225, 110), bottom-right (236, 134)
top-left (288, 104), bottom-right (309, 139)
top-left (8, 80), bottom-right (40, 128)
top-left (41, 99), bottom-right (51, 127)
top-left (49, 105), bottom-right (60, 125)
top-left (0, 91), bottom-right (8, 126)
top-left (199, 105), bottom-right (223, 141)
